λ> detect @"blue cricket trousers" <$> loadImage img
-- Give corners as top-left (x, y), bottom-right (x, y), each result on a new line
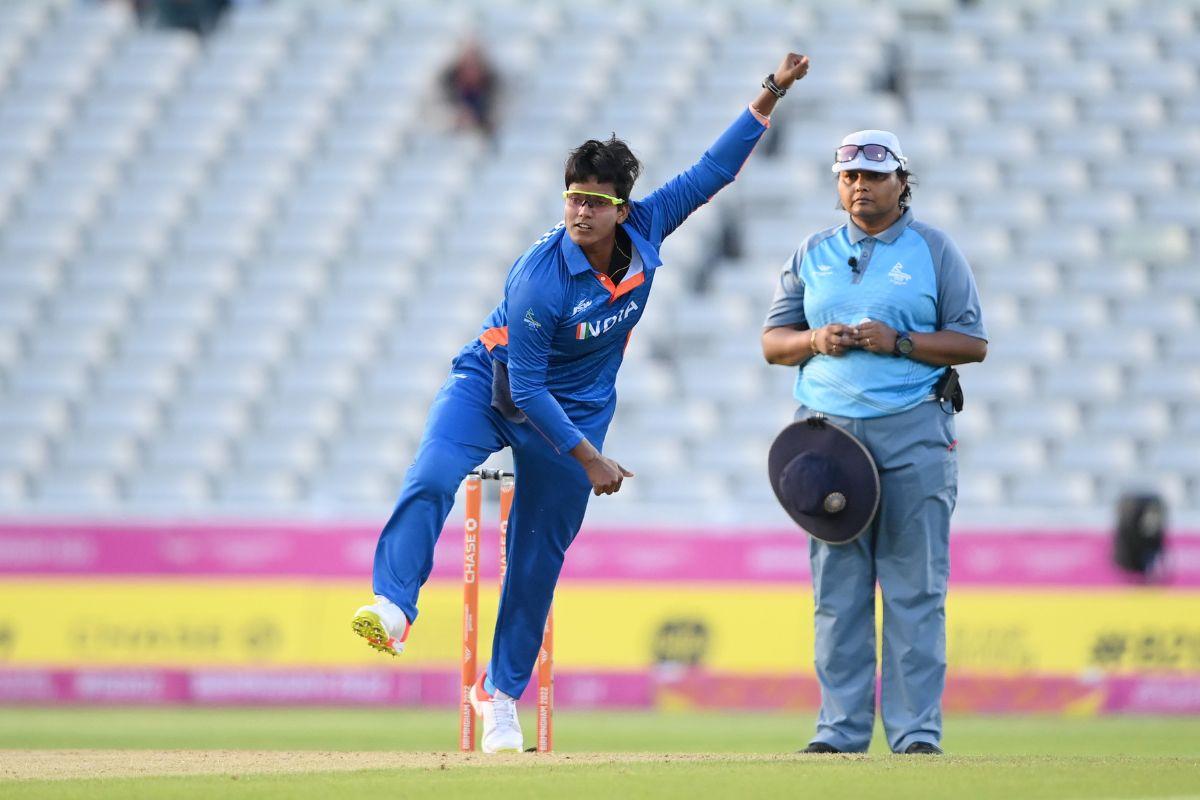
top-left (371, 349), bottom-right (614, 699)
top-left (799, 399), bottom-right (957, 753)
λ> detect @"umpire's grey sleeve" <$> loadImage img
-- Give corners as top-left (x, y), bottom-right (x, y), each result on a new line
top-left (914, 222), bottom-right (988, 340)
top-left (763, 249), bottom-right (808, 329)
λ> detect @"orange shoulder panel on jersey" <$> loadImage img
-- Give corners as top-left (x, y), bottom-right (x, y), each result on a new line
top-left (479, 326), bottom-right (509, 351)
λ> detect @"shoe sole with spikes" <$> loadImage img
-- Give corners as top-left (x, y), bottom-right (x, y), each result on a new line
top-left (351, 609), bottom-right (403, 656)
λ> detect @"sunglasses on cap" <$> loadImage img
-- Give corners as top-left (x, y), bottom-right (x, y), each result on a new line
top-left (834, 143), bottom-right (905, 166)
top-left (563, 190), bottom-right (625, 209)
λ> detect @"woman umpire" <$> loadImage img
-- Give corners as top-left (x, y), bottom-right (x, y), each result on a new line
top-left (762, 130), bottom-right (987, 754)
top-left (353, 53), bottom-right (811, 753)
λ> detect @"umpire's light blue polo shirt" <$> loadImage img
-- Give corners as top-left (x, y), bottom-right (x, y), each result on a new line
top-left (764, 209), bottom-right (987, 418)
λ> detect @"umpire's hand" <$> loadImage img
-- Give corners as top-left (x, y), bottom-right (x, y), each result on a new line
top-left (849, 320), bottom-right (898, 354)
top-left (813, 324), bottom-right (857, 357)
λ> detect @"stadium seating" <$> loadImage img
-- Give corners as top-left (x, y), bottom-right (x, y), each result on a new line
top-left (1, 0), bottom-right (1198, 531)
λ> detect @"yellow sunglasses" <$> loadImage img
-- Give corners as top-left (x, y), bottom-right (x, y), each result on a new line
top-left (563, 190), bottom-right (625, 208)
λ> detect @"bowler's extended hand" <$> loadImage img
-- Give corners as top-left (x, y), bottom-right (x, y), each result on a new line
top-left (772, 53), bottom-right (810, 90)
top-left (584, 454), bottom-right (635, 496)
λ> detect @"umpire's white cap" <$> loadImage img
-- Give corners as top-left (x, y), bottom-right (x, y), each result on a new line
top-left (831, 129), bottom-right (908, 173)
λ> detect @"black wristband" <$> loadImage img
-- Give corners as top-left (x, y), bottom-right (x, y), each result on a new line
top-left (762, 73), bottom-right (786, 99)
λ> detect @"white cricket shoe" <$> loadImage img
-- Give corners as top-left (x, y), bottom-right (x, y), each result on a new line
top-left (351, 596), bottom-right (410, 656)
top-left (470, 672), bottom-right (523, 753)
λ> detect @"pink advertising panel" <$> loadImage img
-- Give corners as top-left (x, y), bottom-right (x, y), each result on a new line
top-left (1, 522), bottom-right (1197, 586)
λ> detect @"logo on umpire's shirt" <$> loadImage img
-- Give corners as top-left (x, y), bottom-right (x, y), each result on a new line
top-left (889, 262), bottom-right (912, 285)
top-left (814, 264), bottom-right (834, 277)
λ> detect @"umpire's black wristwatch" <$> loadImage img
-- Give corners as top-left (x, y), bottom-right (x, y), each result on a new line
top-left (893, 332), bottom-right (914, 357)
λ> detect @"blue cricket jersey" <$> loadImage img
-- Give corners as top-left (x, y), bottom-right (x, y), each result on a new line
top-left (764, 209), bottom-right (987, 418)
top-left (461, 107), bottom-right (768, 453)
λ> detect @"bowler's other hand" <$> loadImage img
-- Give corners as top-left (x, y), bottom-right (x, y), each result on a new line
top-left (585, 454), bottom-right (635, 496)
top-left (850, 320), bottom-right (898, 354)
top-left (815, 323), bottom-right (855, 357)
top-left (773, 53), bottom-right (810, 90)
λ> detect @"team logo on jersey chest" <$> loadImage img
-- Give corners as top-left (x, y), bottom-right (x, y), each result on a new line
top-left (889, 262), bottom-right (912, 285)
top-left (576, 300), bottom-right (639, 340)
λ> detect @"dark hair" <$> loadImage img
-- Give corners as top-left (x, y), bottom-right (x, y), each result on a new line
top-left (897, 168), bottom-right (915, 210)
top-left (564, 135), bottom-right (641, 201)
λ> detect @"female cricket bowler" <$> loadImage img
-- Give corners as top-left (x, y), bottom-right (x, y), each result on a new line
top-left (353, 52), bottom-right (810, 753)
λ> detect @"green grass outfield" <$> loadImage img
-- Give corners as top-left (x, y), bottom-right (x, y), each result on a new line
top-left (1, 708), bottom-right (1198, 799)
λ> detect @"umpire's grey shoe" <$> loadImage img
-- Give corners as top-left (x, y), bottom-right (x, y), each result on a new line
top-left (903, 742), bottom-right (943, 755)
top-left (800, 742), bottom-right (842, 754)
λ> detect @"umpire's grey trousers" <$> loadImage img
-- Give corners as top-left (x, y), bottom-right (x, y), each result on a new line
top-left (798, 399), bottom-right (957, 753)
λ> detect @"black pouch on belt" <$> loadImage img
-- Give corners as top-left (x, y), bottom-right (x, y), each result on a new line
top-left (934, 367), bottom-right (964, 413)
top-left (490, 359), bottom-right (528, 423)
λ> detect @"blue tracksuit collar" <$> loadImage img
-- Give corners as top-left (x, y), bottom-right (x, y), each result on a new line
top-left (847, 208), bottom-right (913, 245)
top-left (560, 221), bottom-right (662, 276)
